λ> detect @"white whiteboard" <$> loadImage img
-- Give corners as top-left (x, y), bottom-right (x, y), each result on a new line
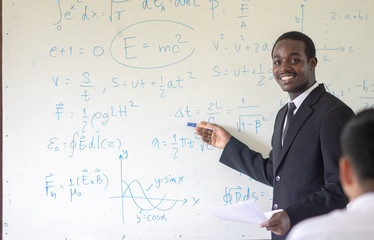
top-left (3, 0), bottom-right (374, 239)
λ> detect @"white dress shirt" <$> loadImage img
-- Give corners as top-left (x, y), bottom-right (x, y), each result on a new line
top-left (288, 81), bottom-right (319, 115)
top-left (286, 192), bottom-right (374, 240)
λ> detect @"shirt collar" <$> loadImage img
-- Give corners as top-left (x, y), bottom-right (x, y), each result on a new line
top-left (347, 192), bottom-right (374, 212)
top-left (289, 82), bottom-right (319, 111)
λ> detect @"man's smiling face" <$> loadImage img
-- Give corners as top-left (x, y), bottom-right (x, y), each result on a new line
top-left (272, 39), bottom-right (317, 100)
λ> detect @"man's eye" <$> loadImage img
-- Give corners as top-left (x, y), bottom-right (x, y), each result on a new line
top-left (273, 61), bottom-right (280, 65)
top-left (290, 58), bottom-right (300, 64)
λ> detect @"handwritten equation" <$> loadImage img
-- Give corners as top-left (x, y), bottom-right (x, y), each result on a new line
top-left (45, 168), bottom-right (109, 202)
top-left (175, 99), bottom-right (270, 133)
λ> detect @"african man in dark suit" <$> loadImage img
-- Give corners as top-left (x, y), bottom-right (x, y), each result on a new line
top-left (196, 31), bottom-right (354, 240)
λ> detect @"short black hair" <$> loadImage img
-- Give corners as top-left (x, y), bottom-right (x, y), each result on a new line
top-left (271, 31), bottom-right (316, 61)
top-left (341, 108), bottom-right (374, 180)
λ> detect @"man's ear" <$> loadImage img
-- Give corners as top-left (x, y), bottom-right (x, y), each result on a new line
top-left (340, 157), bottom-right (353, 186)
top-left (340, 157), bottom-right (358, 201)
top-left (340, 156), bottom-right (363, 201)
top-left (309, 57), bottom-right (318, 70)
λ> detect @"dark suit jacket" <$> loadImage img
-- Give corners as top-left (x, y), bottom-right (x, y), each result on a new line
top-left (220, 84), bottom-right (354, 240)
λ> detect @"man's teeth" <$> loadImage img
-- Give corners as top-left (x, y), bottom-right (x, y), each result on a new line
top-left (280, 75), bottom-right (294, 80)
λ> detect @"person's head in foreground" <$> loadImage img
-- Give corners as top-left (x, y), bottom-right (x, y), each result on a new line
top-left (340, 108), bottom-right (374, 200)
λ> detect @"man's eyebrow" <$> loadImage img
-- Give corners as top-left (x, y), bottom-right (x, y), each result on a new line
top-left (272, 52), bottom-right (302, 59)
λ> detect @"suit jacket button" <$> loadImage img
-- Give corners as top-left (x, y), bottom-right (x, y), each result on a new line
top-left (276, 176), bottom-right (281, 181)
top-left (274, 204), bottom-right (279, 209)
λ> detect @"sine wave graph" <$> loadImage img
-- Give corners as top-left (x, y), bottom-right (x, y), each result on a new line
top-left (111, 154), bottom-right (186, 222)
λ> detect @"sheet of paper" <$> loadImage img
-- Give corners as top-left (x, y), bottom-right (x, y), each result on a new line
top-left (206, 200), bottom-right (283, 225)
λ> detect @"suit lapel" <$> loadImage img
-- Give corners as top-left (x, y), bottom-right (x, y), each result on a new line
top-left (274, 84), bottom-right (326, 172)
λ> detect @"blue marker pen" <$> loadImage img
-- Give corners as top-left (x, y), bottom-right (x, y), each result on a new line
top-left (187, 122), bottom-right (214, 130)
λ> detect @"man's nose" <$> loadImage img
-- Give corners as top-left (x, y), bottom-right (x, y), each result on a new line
top-left (279, 61), bottom-right (292, 71)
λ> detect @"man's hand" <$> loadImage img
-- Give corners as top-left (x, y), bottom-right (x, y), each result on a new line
top-left (260, 211), bottom-right (291, 236)
top-left (195, 121), bottom-right (231, 149)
